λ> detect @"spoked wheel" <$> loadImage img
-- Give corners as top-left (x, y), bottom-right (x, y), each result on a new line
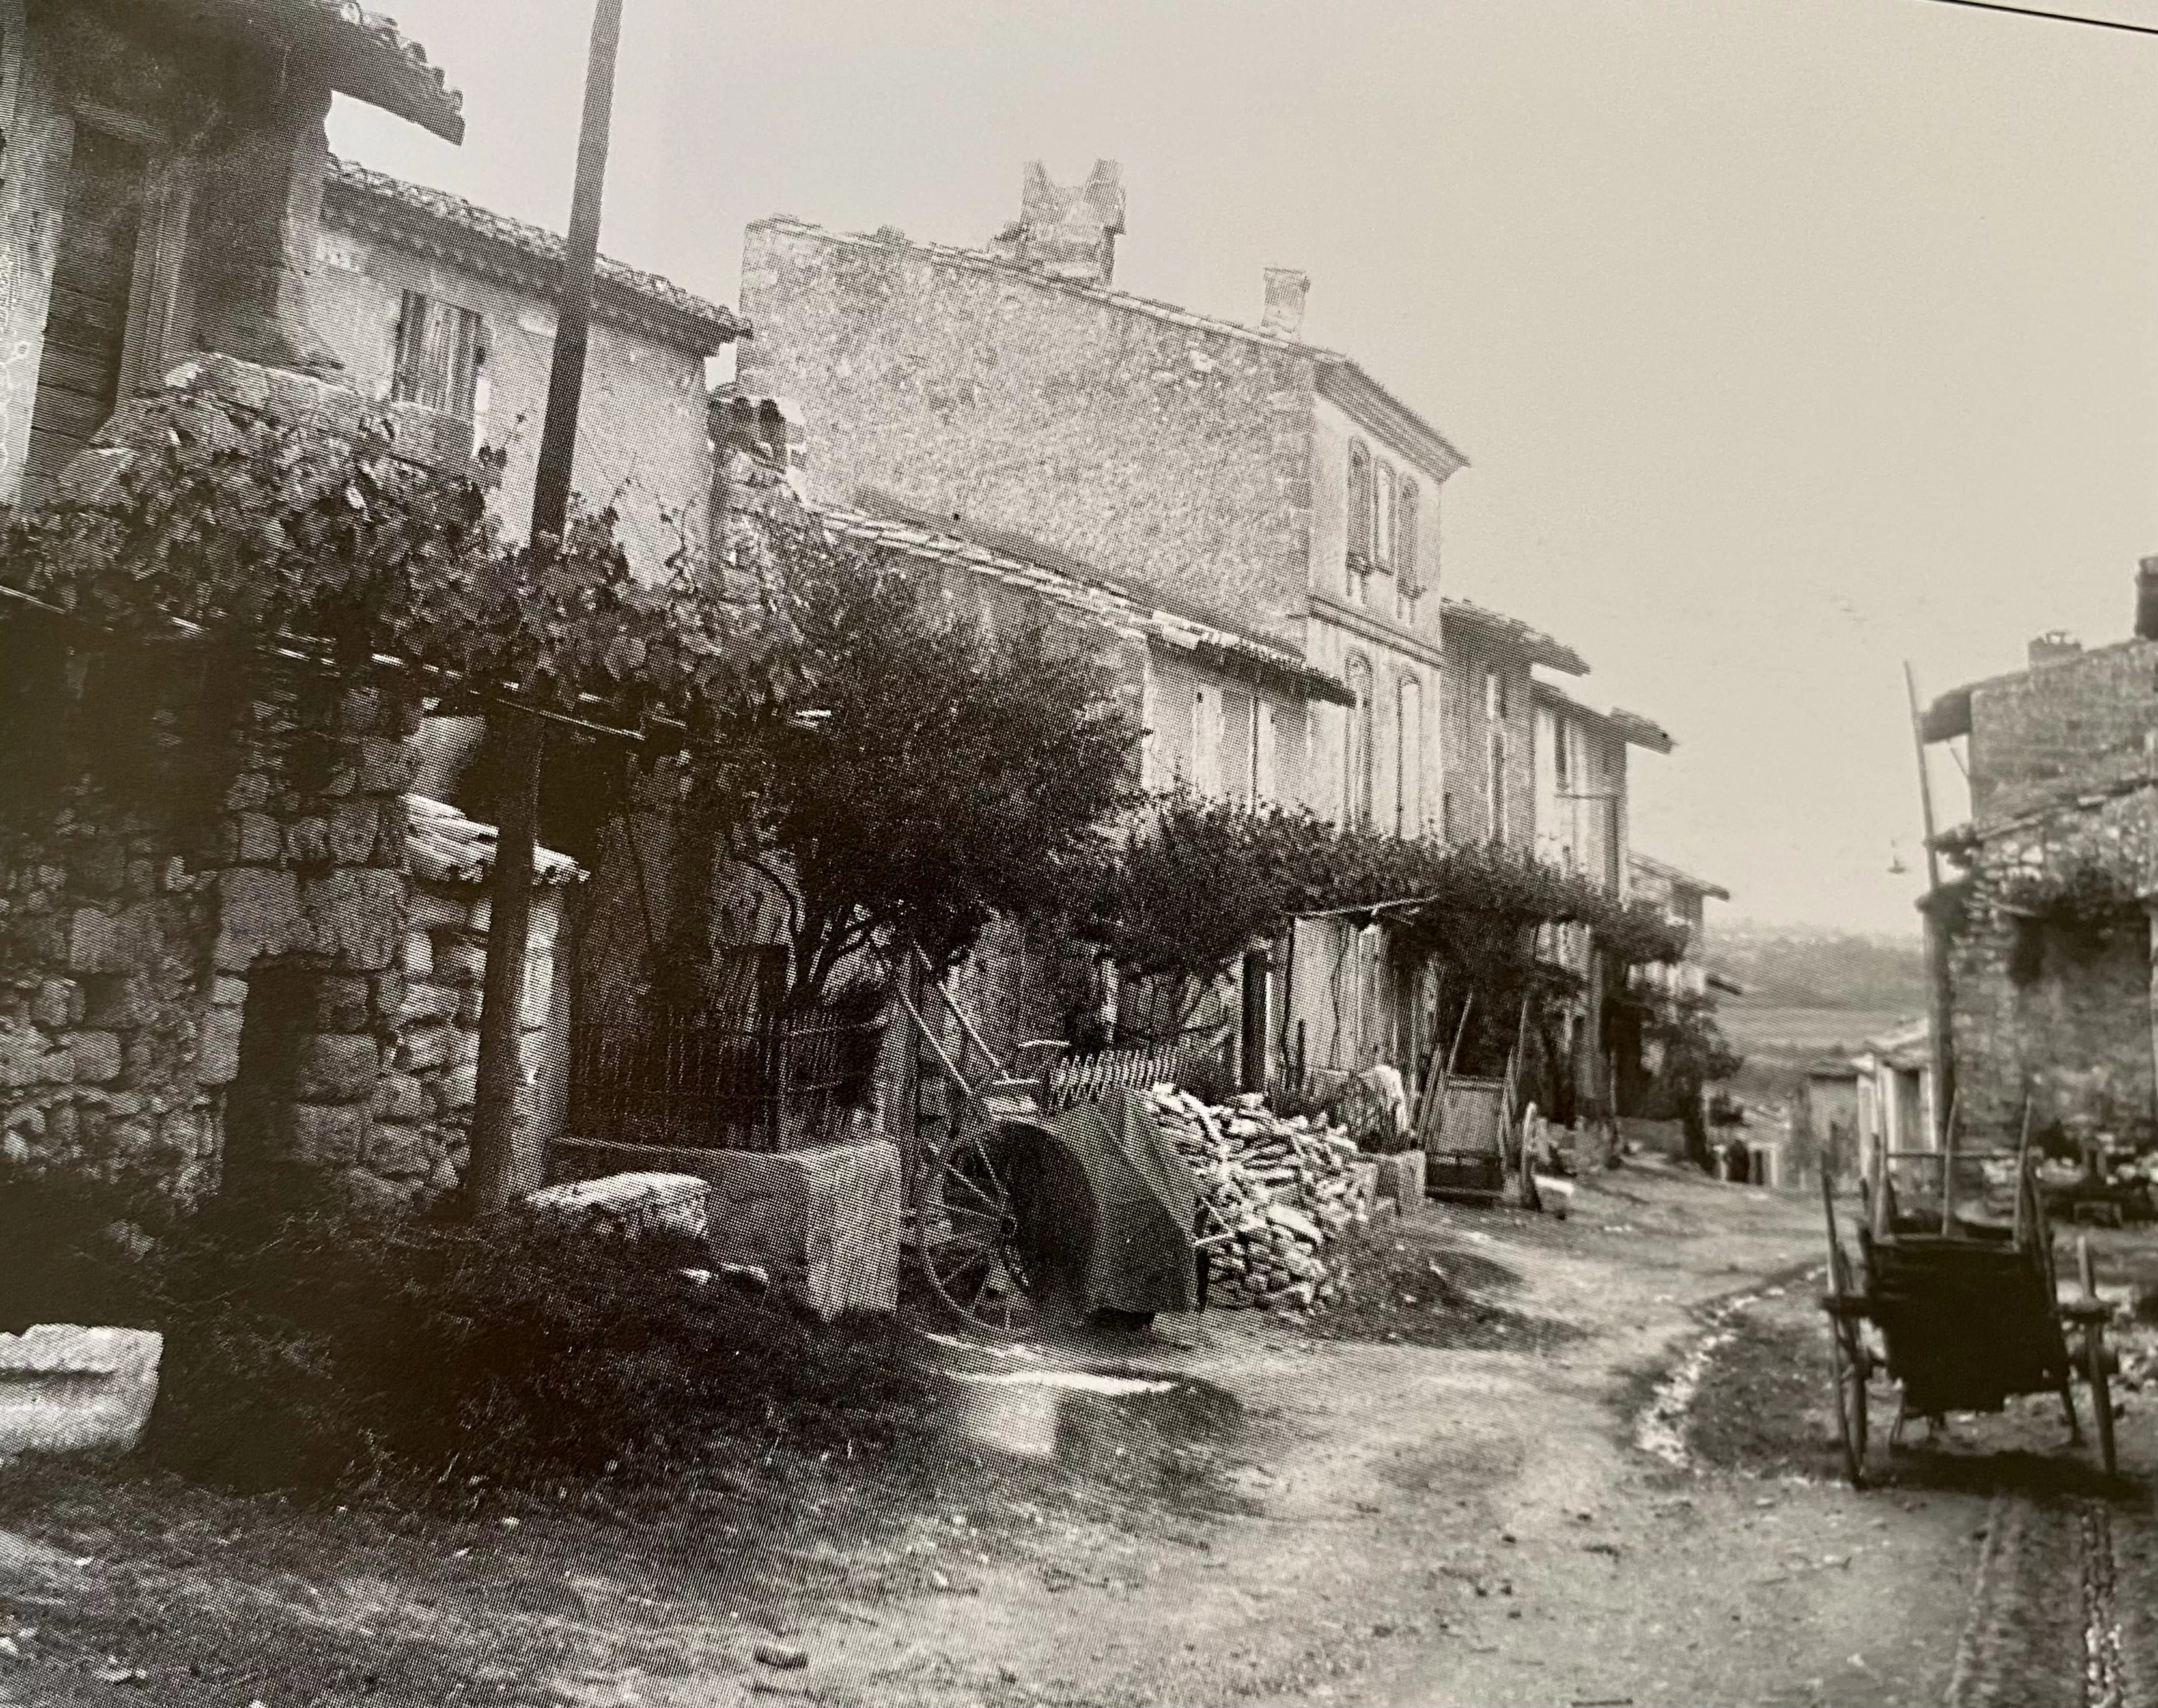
top-left (1820, 1171), bottom-right (1870, 1487)
top-left (1827, 1309), bottom-right (1870, 1487)
top-left (2079, 1235), bottom-right (2118, 1478)
top-left (916, 1119), bottom-right (1088, 1338)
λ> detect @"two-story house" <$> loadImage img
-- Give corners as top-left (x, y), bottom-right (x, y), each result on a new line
top-left (733, 161), bottom-right (1463, 839)
top-left (1920, 561), bottom-right (2158, 1151)
top-left (313, 161), bottom-right (745, 583)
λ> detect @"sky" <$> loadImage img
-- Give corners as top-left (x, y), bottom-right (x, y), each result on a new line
top-left (329, 0), bottom-right (2158, 936)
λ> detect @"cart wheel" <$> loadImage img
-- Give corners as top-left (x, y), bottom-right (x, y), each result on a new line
top-left (916, 1119), bottom-right (1086, 1338)
top-left (2077, 1235), bottom-right (2117, 1477)
top-left (2087, 1333), bottom-right (2117, 1478)
top-left (1827, 1313), bottom-right (1870, 1487)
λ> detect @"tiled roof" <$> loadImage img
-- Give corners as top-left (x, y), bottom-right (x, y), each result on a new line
top-left (1629, 851), bottom-right (1730, 903)
top-left (1446, 600), bottom-right (1589, 675)
top-left (142, 0), bottom-right (464, 141)
top-left (328, 160), bottom-right (748, 352)
top-left (811, 503), bottom-right (1357, 707)
top-left (1536, 677), bottom-right (1675, 754)
top-left (406, 794), bottom-right (584, 887)
top-left (750, 215), bottom-right (1467, 477)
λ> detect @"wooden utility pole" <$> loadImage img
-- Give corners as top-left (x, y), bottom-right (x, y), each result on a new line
top-left (1903, 661), bottom-right (1958, 1227)
top-left (467, 0), bottom-right (626, 1216)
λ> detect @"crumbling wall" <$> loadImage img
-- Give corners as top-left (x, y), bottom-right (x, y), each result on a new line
top-left (1967, 639), bottom-right (2158, 822)
top-left (1946, 788), bottom-right (2158, 1145)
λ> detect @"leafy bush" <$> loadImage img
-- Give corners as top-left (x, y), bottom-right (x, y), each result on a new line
top-left (3, 1182), bottom-right (932, 1496)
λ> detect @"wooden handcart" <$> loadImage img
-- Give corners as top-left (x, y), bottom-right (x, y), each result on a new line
top-left (1818, 1132), bottom-right (2119, 1486)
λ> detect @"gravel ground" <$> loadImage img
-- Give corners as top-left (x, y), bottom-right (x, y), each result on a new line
top-left (8, 1159), bottom-right (2122, 1707)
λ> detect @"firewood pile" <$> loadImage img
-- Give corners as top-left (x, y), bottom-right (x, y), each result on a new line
top-left (1144, 1085), bottom-right (1367, 1313)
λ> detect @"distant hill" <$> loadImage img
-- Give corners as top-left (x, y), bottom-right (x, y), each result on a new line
top-left (1707, 921), bottom-right (1926, 1013)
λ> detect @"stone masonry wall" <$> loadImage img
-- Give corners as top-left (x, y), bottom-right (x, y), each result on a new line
top-left (1967, 639), bottom-right (2158, 822)
top-left (736, 220), bottom-right (1314, 648)
top-left (1945, 787), bottom-right (2158, 1146)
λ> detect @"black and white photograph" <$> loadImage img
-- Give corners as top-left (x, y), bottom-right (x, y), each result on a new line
top-left (1, 1), bottom-right (2157, 1702)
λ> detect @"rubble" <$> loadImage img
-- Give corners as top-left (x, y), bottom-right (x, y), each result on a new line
top-left (1143, 1085), bottom-right (1367, 1312)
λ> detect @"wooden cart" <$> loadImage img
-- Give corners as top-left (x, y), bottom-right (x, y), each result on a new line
top-left (1817, 1145), bottom-right (2118, 1486)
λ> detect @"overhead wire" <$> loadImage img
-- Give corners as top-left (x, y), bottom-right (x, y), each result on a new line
top-left (1903, 0), bottom-right (2158, 40)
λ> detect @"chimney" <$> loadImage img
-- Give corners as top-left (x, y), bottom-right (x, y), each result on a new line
top-left (1261, 268), bottom-right (1309, 337)
top-left (2137, 557), bottom-right (2158, 641)
top-left (2028, 630), bottom-right (2083, 670)
top-left (988, 160), bottom-right (1125, 285)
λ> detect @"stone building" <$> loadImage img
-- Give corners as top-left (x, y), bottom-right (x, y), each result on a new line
top-left (1921, 565), bottom-right (2158, 1149)
top-left (734, 162), bottom-right (1463, 839)
top-left (0, 0), bottom-right (463, 505)
top-left (0, 5), bottom-right (652, 1213)
top-left (313, 160), bottom-right (744, 582)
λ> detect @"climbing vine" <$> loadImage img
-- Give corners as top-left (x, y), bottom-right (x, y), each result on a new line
top-left (1078, 794), bottom-right (1689, 1031)
top-left (0, 382), bottom-right (800, 741)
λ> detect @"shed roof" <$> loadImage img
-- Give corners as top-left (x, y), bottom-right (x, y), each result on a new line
top-left (1629, 850), bottom-right (1730, 901)
top-left (328, 160), bottom-right (748, 352)
top-left (1444, 600), bottom-right (1589, 675)
top-left (1538, 679), bottom-right (1677, 755)
top-left (813, 503), bottom-right (1356, 707)
top-left (748, 214), bottom-right (1467, 479)
top-left (137, 0), bottom-right (464, 140)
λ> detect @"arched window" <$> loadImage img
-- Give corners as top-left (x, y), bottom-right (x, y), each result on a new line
top-left (1397, 479), bottom-right (1420, 597)
top-left (1346, 440), bottom-right (1373, 578)
top-left (1396, 674), bottom-right (1423, 837)
top-left (1343, 654), bottom-right (1374, 829)
top-left (1374, 462), bottom-right (1396, 569)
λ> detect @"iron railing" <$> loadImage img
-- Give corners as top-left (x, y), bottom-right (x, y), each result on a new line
top-left (568, 1007), bottom-right (884, 1153)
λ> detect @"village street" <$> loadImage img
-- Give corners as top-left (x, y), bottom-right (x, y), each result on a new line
top-left (7, 1158), bottom-right (2152, 1708)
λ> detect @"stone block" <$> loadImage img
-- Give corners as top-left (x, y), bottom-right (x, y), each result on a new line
top-left (225, 811), bottom-right (282, 864)
top-left (402, 931), bottom-right (434, 977)
top-left (527, 1172), bottom-right (710, 1240)
top-left (214, 868), bottom-right (301, 970)
top-left (370, 973), bottom-right (407, 1021)
top-left (30, 979), bottom-right (80, 1030)
top-left (284, 817), bottom-right (331, 864)
top-left (1373, 1148), bottom-right (1425, 1209)
top-left (554, 1138), bottom-right (902, 1319)
top-left (281, 1102), bottom-right (369, 1169)
top-left (301, 869), bottom-right (406, 972)
top-left (69, 1033), bottom-right (121, 1085)
top-left (210, 976), bottom-right (249, 1007)
top-left (372, 1071), bottom-right (432, 1123)
top-left (439, 1060), bottom-right (477, 1111)
top-left (196, 1007), bottom-right (243, 1086)
top-left (0, 1326), bottom-right (163, 1458)
top-left (364, 1123), bottom-right (437, 1179)
top-left (402, 979), bottom-right (458, 1023)
top-left (329, 799), bottom-right (384, 865)
top-left (433, 935), bottom-right (486, 983)
top-left (66, 908), bottom-right (120, 975)
top-left (397, 1022), bottom-right (455, 1074)
top-left (295, 1033), bottom-right (380, 1104)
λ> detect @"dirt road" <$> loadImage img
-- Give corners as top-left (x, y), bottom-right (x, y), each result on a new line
top-left (3, 1158), bottom-right (2147, 1707)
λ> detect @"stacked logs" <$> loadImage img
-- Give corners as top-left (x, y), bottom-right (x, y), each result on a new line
top-left (1145, 1085), bottom-right (1366, 1313)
